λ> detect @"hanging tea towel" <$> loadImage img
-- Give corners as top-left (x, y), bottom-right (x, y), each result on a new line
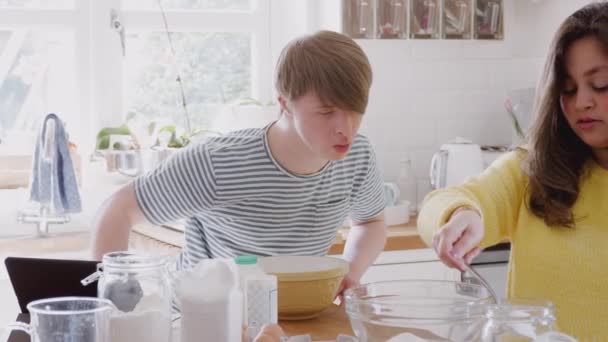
top-left (29, 113), bottom-right (81, 214)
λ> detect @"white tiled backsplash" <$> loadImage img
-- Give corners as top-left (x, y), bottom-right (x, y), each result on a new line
top-left (354, 0), bottom-right (593, 207)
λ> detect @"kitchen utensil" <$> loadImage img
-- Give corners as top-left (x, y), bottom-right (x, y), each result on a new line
top-left (5, 297), bottom-right (114, 342)
top-left (444, 0), bottom-right (469, 34)
top-left (383, 182), bottom-right (400, 206)
top-left (359, 0), bottom-right (372, 35)
top-left (82, 251), bottom-right (171, 310)
top-left (430, 137), bottom-right (484, 189)
top-left (384, 200), bottom-right (410, 226)
top-left (344, 280), bottom-right (493, 341)
top-left (481, 299), bottom-right (577, 341)
top-left (462, 263), bottom-right (499, 303)
top-left (259, 256), bottom-right (348, 320)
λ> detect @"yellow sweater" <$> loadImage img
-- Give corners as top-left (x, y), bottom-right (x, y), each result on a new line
top-left (418, 150), bottom-right (608, 341)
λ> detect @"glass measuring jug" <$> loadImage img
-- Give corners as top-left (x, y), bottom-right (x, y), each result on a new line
top-left (6, 297), bottom-right (114, 342)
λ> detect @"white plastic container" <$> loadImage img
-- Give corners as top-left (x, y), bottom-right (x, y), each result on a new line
top-left (384, 200), bottom-right (411, 226)
top-left (176, 259), bottom-right (243, 342)
top-left (235, 256), bottom-right (278, 335)
top-left (397, 156), bottom-right (417, 215)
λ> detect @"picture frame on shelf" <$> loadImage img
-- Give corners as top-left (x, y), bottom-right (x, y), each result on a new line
top-left (442, 0), bottom-right (473, 39)
top-left (342, 0), bottom-right (375, 39)
top-left (409, 0), bottom-right (440, 39)
top-left (473, 0), bottom-right (503, 39)
top-left (376, 0), bottom-right (408, 39)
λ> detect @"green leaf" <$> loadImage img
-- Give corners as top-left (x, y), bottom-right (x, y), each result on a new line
top-left (159, 125), bottom-right (177, 133)
top-left (125, 112), bottom-right (137, 121)
top-left (96, 125), bottom-right (130, 140)
top-left (168, 138), bottom-right (185, 148)
top-left (236, 97), bottom-right (263, 106)
top-left (95, 125), bottom-right (131, 150)
top-left (506, 110), bottom-right (525, 139)
top-left (96, 135), bottom-right (110, 150)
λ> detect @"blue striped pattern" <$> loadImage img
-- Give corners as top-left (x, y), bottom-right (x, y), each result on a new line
top-left (134, 126), bottom-right (385, 269)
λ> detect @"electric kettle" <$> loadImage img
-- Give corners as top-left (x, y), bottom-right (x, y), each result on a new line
top-left (429, 138), bottom-right (484, 189)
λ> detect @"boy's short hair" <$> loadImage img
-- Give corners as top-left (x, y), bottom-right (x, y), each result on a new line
top-left (275, 30), bottom-right (372, 114)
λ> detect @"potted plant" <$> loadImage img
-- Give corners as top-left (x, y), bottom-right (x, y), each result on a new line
top-left (504, 88), bottom-right (535, 146)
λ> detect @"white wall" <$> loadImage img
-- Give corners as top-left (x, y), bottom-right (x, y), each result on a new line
top-left (305, 0), bottom-right (591, 207)
top-left (266, 0), bottom-right (593, 206)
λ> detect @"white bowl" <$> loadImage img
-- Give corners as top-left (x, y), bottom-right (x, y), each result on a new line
top-left (385, 200), bottom-right (410, 226)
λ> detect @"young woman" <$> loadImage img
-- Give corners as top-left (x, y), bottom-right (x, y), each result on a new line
top-left (418, 2), bottom-right (608, 339)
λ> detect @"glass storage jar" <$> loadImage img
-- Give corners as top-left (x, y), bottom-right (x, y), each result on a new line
top-left (82, 251), bottom-right (173, 342)
top-left (481, 299), bottom-right (577, 341)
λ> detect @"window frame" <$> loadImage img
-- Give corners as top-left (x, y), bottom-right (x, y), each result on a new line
top-left (0, 1), bottom-right (92, 150)
top-left (0, 0), bottom-right (272, 152)
top-left (96, 0), bottom-right (272, 132)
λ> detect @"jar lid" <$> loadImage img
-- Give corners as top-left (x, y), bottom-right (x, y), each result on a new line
top-left (235, 255), bottom-right (258, 265)
top-left (102, 251), bottom-right (168, 270)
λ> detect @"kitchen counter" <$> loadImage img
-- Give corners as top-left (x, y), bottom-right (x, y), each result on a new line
top-left (330, 217), bottom-right (425, 253)
top-left (8, 306), bottom-right (353, 342)
top-left (281, 305), bottom-right (353, 340)
top-left (130, 216), bottom-right (426, 255)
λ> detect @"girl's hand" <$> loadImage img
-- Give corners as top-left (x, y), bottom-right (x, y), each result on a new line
top-left (432, 208), bottom-right (484, 271)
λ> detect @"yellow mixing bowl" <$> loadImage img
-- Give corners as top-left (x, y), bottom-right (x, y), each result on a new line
top-left (259, 256), bottom-right (349, 320)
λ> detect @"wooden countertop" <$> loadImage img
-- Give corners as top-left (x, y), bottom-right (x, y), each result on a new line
top-left (131, 216), bottom-right (426, 254)
top-left (10, 307), bottom-right (353, 342)
top-left (329, 217), bottom-right (425, 254)
top-left (280, 305), bottom-right (353, 340)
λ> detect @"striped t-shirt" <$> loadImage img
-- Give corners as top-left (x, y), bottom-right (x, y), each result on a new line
top-left (134, 125), bottom-right (386, 269)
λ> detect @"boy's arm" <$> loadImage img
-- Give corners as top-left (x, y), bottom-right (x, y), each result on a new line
top-left (91, 144), bottom-right (217, 260)
top-left (343, 138), bottom-right (387, 287)
top-left (91, 182), bottom-right (145, 260)
top-left (342, 212), bottom-right (387, 283)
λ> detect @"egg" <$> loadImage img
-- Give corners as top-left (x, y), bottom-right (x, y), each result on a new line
top-left (253, 324), bottom-right (285, 342)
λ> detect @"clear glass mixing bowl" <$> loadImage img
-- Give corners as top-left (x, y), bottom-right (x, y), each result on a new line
top-left (344, 280), bottom-right (495, 342)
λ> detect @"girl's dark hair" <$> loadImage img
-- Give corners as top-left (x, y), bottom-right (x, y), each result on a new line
top-left (526, 2), bottom-right (608, 227)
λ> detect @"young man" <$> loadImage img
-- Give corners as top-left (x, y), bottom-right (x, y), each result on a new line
top-left (91, 30), bottom-right (387, 289)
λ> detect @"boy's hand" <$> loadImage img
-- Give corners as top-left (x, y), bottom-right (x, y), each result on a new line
top-left (334, 273), bottom-right (359, 305)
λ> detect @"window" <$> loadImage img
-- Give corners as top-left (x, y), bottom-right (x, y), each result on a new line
top-left (0, 31), bottom-right (76, 133)
top-left (105, 0), bottom-right (270, 140)
top-left (0, 0), bottom-right (271, 152)
top-left (123, 31), bottom-right (252, 129)
top-left (0, 0), bottom-right (73, 9)
top-left (0, 2), bottom-right (84, 150)
top-left (122, 0), bottom-right (251, 11)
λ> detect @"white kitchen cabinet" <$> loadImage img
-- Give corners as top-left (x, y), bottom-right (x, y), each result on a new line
top-left (360, 249), bottom-right (461, 284)
top-left (361, 261), bottom-right (461, 283)
top-left (470, 263), bottom-right (508, 298)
